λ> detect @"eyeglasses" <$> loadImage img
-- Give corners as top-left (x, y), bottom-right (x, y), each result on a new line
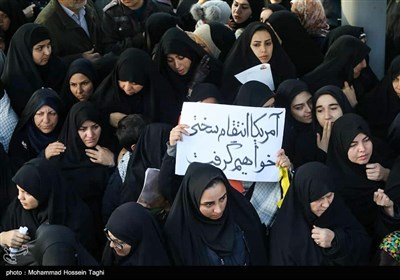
top-left (103, 228), bottom-right (125, 250)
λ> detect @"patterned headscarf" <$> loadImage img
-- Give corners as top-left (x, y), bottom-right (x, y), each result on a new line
top-left (291, 0), bottom-right (329, 37)
top-left (379, 231), bottom-right (400, 263)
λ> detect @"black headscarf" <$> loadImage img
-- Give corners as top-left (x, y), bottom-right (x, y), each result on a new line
top-left (326, 114), bottom-right (387, 235)
top-left (93, 47), bottom-right (178, 125)
top-left (189, 82), bottom-right (221, 103)
top-left (302, 35), bottom-right (374, 96)
top-left (50, 101), bottom-right (111, 259)
top-left (33, 224), bottom-right (98, 266)
top-left (360, 55), bottom-right (400, 139)
top-left (275, 79), bottom-right (312, 167)
top-left (52, 101), bottom-right (103, 168)
top-left (144, 12), bottom-right (182, 56)
top-left (323, 25), bottom-right (365, 53)
top-left (0, 0), bottom-right (27, 53)
top-left (207, 22), bottom-right (236, 63)
top-left (1, 23), bottom-right (66, 116)
top-left (312, 85), bottom-right (353, 135)
top-left (267, 10), bottom-right (323, 77)
top-left (120, 123), bottom-right (172, 204)
top-left (387, 113), bottom-right (400, 155)
top-left (60, 58), bottom-right (98, 113)
top-left (154, 27), bottom-right (222, 106)
top-left (268, 162), bottom-right (370, 265)
top-left (221, 22), bottom-right (296, 104)
top-left (164, 162), bottom-right (267, 265)
top-left (1, 158), bottom-right (93, 243)
top-left (233, 80), bottom-right (275, 107)
top-left (102, 202), bottom-right (170, 266)
top-left (290, 85), bottom-right (354, 166)
top-left (384, 156), bottom-right (400, 214)
top-left (8, 88), bottom-right (63, 165)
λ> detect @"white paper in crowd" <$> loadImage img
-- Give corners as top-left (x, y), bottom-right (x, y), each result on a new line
top-left (234, 63), bottom-right (275, 91)
top-left (176, 102), bottom-right (285, 182)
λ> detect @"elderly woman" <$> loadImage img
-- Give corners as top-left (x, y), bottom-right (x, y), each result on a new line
top-left (8, 88), bottom-right (64, 167)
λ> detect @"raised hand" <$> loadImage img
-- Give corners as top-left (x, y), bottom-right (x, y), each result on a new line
top-left (169, 124), bottom-right (190, 146)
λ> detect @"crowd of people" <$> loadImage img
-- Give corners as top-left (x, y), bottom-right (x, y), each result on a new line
top-left (0, 0), bottom-right (399, 267)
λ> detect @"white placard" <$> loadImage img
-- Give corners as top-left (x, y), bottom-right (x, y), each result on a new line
top-left (176, 103), bottom-right (285, 182)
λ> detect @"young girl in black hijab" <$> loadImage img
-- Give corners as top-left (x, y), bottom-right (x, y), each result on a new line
top-left (1, 23), bottom-right (66, 115)
top-left (292, 85), bottom-right (353, 166)
top-left (0, 158), bottom-right (94, 265)
top-left (221, 22), bottom-right (296, 104)
top-left (275, 79), bottom-right (313, 168)
top-left (326, 113), bottom-right (400, 258)
top-left (164, 162), bottom-right (268, 265)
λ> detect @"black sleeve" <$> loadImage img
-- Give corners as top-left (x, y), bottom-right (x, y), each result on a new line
top-left (101, 12), bottom-right (143, 55)
top-left (158, 153), bottom-right (182, 205)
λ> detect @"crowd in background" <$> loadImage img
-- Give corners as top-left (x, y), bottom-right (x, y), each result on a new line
top-left (0, 0), bottom-right (399, 267)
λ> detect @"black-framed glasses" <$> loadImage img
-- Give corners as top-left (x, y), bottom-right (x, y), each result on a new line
top-left (103, 228), bottom-right (125, 250)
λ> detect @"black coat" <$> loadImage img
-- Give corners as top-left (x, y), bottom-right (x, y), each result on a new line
top-left (102, 0), bottom-right (173, 55)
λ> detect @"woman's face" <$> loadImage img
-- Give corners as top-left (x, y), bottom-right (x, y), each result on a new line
top-left (315, 94), bottom-right (343, 128)
top-left (78, 120), bottom-right (101, 148)
top-left (118, 81), bottom-right (144, 96)
top-left (231, 0), bottom-right (252, 24)
top-left (32, 39), bottom-right (51, 66)
top-left (290, 91), bottom-right (312, 123)
top-left (250, 30), bottom-right (273, 64)
top-left (347, 132), bottom-right (373, 165)
top-left (167, 54), bottom-right (192, 76)
top-left (17, 185), bottom-right (39, 210)
top-left (34, 105), bottom-right (59, 134)
top-left (106, 230), bottom-right (132, 257)
top-left (69, 73), bottom-right (94, 101)
top-left (353, 59), bottom-right (367, 79)
top-left (310, 192), bottom-right (334, 217)
top-left (0, 11), bottom-right (10, 31)
top-left (392, 74), bottom-right (400, 97)
top-left (199, 182), bottom-right (227, 220)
